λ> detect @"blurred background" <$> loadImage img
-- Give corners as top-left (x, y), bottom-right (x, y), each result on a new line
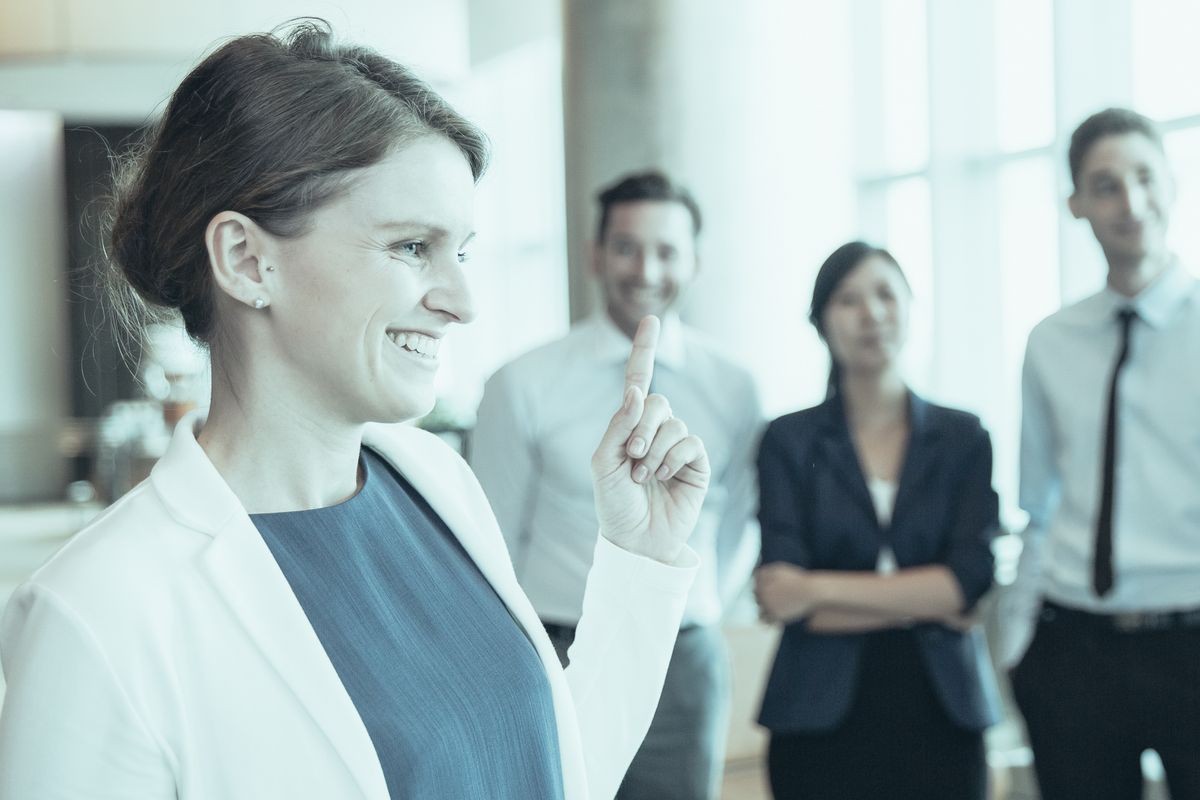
top-left (1, 0), bottom-right (1197, 797)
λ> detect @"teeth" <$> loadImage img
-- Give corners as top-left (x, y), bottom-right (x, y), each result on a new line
top-left (387, 330), bottom-right (440, 359)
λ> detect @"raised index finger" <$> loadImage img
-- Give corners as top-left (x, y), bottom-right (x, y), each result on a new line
top-left (623, 315), bottom-right (660, 396)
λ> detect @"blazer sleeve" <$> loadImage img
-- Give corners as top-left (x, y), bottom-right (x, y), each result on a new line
top-left (0, 583), bottom-right (176, 800)
top-left (756, 420), bottom-right (813, 568)
top-left (938, 424), bottom-right (1000, 612)
top-left (565, 537), bottom-right (698, 800)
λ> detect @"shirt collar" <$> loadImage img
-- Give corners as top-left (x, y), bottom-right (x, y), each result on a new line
top-left (588, 311), bottom-right (687, 371)
top-left (1098, 259), bottom-right (1196, 329)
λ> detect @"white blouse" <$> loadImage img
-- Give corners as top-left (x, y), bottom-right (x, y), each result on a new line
top-left (867, 477), bottom-right (898, 574)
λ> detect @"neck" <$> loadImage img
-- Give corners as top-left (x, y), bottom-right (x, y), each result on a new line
top-left (197, 357), bottom-right (364, 514)
top-left (840, 367), bottom-right (907, 427)
top-left (1106, 251), bottom-right (1170, 298)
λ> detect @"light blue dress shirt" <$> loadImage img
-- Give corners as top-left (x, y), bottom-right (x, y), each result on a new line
top-left (1005, 262), bottom-right (1200, 663)
top-left (471, 313), bottom-right (763, 627)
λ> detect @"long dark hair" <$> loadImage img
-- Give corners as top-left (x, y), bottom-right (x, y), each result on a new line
top-left (809, 241), bottom-right (907, 398)
top-left (105, 18), bottom-right (489, 348)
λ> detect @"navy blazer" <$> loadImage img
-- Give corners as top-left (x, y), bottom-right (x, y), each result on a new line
top-left (756, 392), bottom-right (1003, 733)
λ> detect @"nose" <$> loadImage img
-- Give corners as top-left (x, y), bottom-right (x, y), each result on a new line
top-left (1123, 183), bottom-right (1148, 219)
top-left (861, 295), bottom-right (886, 323)
top-left (424, 257), bottom-right (477, 324)
top-left (633, 251), bottom-right (663, 284)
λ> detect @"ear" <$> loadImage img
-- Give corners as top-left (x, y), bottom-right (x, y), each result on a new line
top-left (1067, 191), bottom-right (1084, 220)
top-left (205, 211), bottom-right (272, 308)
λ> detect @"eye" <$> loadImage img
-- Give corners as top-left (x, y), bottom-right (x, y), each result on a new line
top-left (658, 245), bottom-right (678, 262)
top-left (390, 240), bottom-right (428, 258)
top-left (457, 250), bottom-right (471, 264)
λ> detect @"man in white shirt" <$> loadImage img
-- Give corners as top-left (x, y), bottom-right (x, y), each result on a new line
top-left (1008, 108), bottom-right (1200, 800)
top-left (471, 171), bottom-right (762, 800)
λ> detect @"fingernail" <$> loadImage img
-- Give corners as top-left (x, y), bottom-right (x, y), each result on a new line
top-left (633, 464), bottom-right (649, 483)
top-left (624, 386), bottom-right (637, 411)
top-left (656, 464), bottom-right (670, 480)
top-left (629, 437), bottom-right (646, 457)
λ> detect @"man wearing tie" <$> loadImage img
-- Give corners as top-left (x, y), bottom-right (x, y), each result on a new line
top-left (471, 170), bottom-right (762, 800)
top-left (1008, 108), bottom-right (1200, 800)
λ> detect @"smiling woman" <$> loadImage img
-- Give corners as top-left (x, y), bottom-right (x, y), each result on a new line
top-left (0, 19), bottom-right (710, 800)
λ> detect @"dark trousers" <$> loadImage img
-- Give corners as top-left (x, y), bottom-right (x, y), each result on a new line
top-left (543, 622), bottom-right (729, 800)
top-left (1011, 604), bottom-right (1200, 800)
top-left (766, 629), bottom-right (986, 800)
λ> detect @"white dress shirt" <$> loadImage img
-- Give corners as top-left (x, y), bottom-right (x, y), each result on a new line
top-left (1004, 262), bottom-right (1200, 664)
top-left (471, 313), bottom-right (763, 627)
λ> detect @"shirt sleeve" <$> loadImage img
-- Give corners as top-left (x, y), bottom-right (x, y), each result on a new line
top-left (0, 583), bottom-right (176, 799)
top-left (999, 340), bottom-right (1061, 667)
top-left (470, 366), bottom-right (541, 567)
top-left (713, 380), bottom-right (765, 611)
top-left (563, 536), bottom-right (698, 800)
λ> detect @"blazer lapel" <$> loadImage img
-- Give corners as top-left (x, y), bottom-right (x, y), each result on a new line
top-left (151, 418), bottom-right (389, 800)
top-left (201, 523), bottom-right (389, 800)
top-left (892, 392), bottom-right (941, 524)
top-left (814, 398), bottom-right (876, 523)
top-left (364, 431), bottom-right (535, 638)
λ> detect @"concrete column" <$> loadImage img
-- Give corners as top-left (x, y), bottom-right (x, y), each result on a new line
top-left (562, 1), bottom-right (857, 414)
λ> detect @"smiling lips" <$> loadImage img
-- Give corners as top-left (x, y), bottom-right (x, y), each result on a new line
top-left (386, 330), bottom-right (441, 360)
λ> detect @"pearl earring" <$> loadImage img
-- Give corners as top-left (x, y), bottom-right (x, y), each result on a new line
top-left (253, 297), bottom-right (268, 309)
top-left (264, 265), bottom-right (276, 272)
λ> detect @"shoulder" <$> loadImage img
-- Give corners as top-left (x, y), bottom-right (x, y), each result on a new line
top-left (9, 483), bottom-right (203, 636)
top-left (1028, 290), bottom-right (1107, 346)
top-left (920, 402), bottom-right (992, 463)
top-left (491, 326), bottom-right (586, 381)
top-left (762, 405), bottom-right (826, 448)
top-left (923, 401), bottom-right (988, 443)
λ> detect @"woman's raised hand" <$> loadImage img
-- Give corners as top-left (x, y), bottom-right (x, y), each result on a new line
top-left (591, 316), bottom-right (710, 564)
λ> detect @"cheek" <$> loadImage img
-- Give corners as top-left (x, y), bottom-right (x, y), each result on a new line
top-left (823, 314), bottom-right (855, 356)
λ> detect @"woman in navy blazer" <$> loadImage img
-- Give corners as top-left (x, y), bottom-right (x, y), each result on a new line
top-left (753, 242), bottom-right (1002, 800)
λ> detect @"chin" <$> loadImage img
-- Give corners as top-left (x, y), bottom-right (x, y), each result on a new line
top-left (367, 392), bottom-right (436, 426)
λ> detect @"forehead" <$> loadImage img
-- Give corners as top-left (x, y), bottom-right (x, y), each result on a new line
top-left (323, 135), bottom-right (475, 230)
top-left (839, 255), bottom-right (903, 287)
top-left (1079, 132), bottom-right (1167, 179)
top-left (605, 200), bottom-right (695, 241)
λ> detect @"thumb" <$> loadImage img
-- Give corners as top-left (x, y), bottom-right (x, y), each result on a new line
top-left (591, 384), bottom-right (645, 475)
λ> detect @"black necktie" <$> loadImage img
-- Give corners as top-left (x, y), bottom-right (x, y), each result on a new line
top-left (1093, 308), bottom-right (1137, 597)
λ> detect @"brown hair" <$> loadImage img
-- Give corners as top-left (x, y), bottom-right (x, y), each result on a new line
top-left (105, 19), bottom-right (489, 346)
top-left (1068, 107), bottom-right (1163, 191)
top-left (595, 170), bottom-right (702, 242)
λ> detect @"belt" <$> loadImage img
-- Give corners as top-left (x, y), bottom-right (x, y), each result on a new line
top-left (1041, 600), bottom-right (1200, 634)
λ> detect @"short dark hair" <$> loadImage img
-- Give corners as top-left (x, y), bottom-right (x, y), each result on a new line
top-left (1068, 107), bottom-right (1163, 191)
top-left (810, 240), bottom-right (908, 397)
top-left (105, 18), bottom-right (489, 346)
top-left (595, 170), bottom-right (702, 242)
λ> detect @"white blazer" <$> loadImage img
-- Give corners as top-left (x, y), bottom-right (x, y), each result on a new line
top-left (0, 418), bottom-right (697, 800)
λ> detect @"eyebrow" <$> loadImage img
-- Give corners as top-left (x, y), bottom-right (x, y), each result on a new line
top-left (371, 221), bottom-right (477, 246)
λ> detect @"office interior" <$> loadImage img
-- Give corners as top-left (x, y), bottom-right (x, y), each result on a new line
top-left (1, 1), bottom-right (1197, 798)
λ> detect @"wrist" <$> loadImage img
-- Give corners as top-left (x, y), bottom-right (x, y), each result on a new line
top-left (807, 572), bottom-right (834, 609)
top-left (601, 532), bottom-right (685, 566)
